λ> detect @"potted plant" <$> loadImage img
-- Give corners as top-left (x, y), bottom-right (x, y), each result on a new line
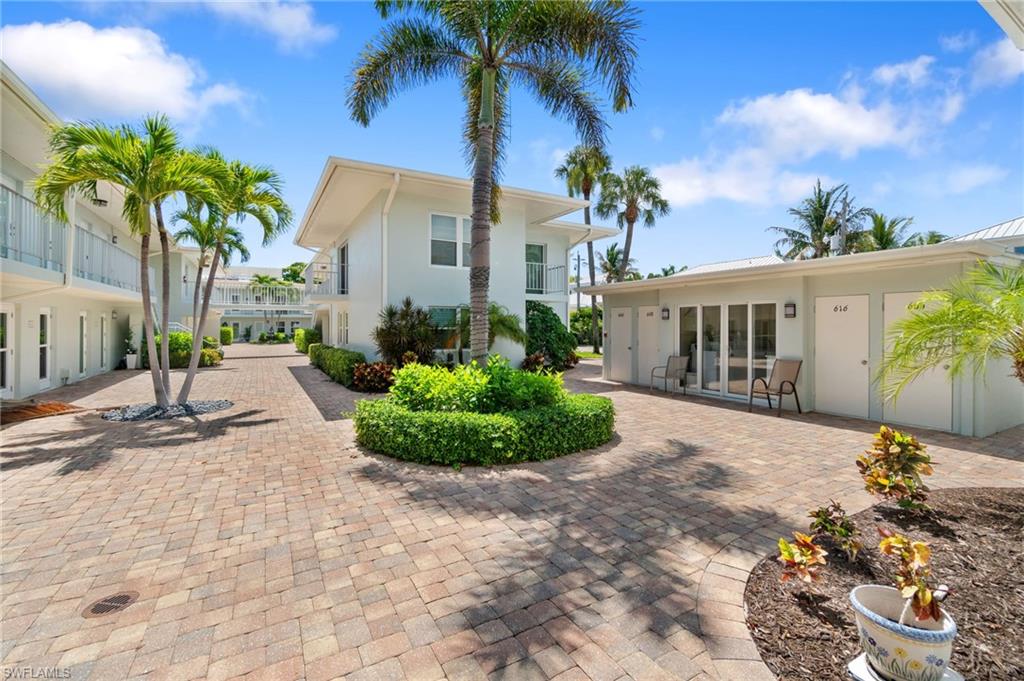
top-left (124, 327), bottom-right (138, 370)
top-left (850, 530), bottom-right (955, 681)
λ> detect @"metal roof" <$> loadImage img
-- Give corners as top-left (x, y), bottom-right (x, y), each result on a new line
top-left (947, 216), bottom-right (1024, 242)
top-left (671, 254), bottom-right (785, 277)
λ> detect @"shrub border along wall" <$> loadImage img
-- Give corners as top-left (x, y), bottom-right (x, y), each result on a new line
top-left (308, 343), bottom-right (366, 388)
top-left (294, 327), bottom-right (321, 354)
top-left (354, 393), bottom-right (615, 466)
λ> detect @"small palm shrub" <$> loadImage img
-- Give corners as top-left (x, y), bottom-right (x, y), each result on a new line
top-left (353, 362), bottom-right (395, 393)
top-left (220, 326), bottom-right (233, 346)
top-left (857, 426), bottom-right (934, 510)
top-left (294, 327), bottom-right (321, 354)
top-left (309, 344), bottom-right (366, 388)
top-left (526, 301), bottom-right (578, 370)
top-left (808, 501), bottom-right (862, 561)
top-left (371, 297), bottom-right (436, 365)
top-left (777, 532), bottom-right (828, 583)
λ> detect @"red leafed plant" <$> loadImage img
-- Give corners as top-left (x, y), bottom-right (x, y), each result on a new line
top-left (878, 528), bottom-right (943, 622)
top-left (857, 426), bottom-right (934, 510)
top-left (353, 362), bottom-right (396, 393)
top-left (777, 532), bottom-right (829, 583)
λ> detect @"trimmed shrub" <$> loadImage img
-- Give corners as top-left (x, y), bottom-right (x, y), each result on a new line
top-left (310, 345), bottom-right (366, 388)
top-left (308, 342), bottom-right (323, 366)
top-left (202, 335), bottom-right (219, 350)
top-left (480, 356), bottom-right (563, 412)
top-left (274, 331), bottom-right (287, 343)
top-left (220, 326), bottom-right (233, 346)
top-left (294, 327), bottom-right (321, 354)
top-left (258, 331), bottom-right (268, 343)
top-left (199, 348), bottom-right (223, 367)
top-left (353, 362), bottom-right (395, 393)
top-left (570, 306), bottom-right (602, 345)
top-left (141, 331), bottom-right (204, 368)
top-left (526, 300), bottom-right (577, 370)
top-left (354, 394), bottom-right (614, 466)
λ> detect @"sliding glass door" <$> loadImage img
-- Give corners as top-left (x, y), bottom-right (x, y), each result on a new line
top-left (700, 305), bottom-right (721, 392)
top-left (726, 304), bottom-right (749, 396)
top-left (752, 303), bottom-right (777, 387)
top-left (678, 306), bottom-right (698, 390)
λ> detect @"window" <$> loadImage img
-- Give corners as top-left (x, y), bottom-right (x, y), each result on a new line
top-left (338, 311), bottom-right (349, 345)
top-left (429, 306), bottom-right (462, 349)
top-left (38, 309), bottom-right (51, 386)
top-left (78, 311), bottom-right (88, 376)
top-left (430, 214), bottom-right (471, 267)
top-left (337, 244), bottom-right (349, 293)
top-left (277, 321), bottom-right (285, 334)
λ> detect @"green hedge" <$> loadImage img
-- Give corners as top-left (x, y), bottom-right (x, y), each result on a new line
top-left (294, 327), bottom-right (321, 354)
top-left (220, 326), bottom-right (233, 346)
top-left (309, 344), bottom-right (366, 388)
top-left (141, 332), bottom-right (222, 369)
top-left (354, 393), bottom-right (614, 466)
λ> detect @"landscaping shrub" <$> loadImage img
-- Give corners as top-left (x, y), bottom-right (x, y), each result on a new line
top-left (353, 362), bottom-right (395, 393)
top-left (310, 344), bottom-right (366, 388)
top-left (371, 297), bottom-right (437, 365)
top-left (521, 352), bottom-right (546, 372)
top-left (481, 356), bottom-right (563, 411)
top-left (202, 335), bottom-right (219, 349)
top-left (199, 348), bottom-right (223, 367)
top-left (354, 393), bottom-right (614, 466)
top-left (570, 306), bottom-right (602, 345)
top-left (294, 327), bottom-right (321, 354)
top-left (220, 326), bottom-right (233, 346)
top-left (274, 331), bottom-right (287, 343)
top-left (526, 300), bottom-right (577, 370)
top-left (141, 331), bottom-right (200, 368)
top-left (258, 331), bottom-right (268, 343)
top-left (857, 425), bottom-right (934, 509)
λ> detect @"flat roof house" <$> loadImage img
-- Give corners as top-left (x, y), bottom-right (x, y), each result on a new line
top-left (583, 220), bottom-right (1024, 438)
top-left (294, 157), bottom-right (616, 364)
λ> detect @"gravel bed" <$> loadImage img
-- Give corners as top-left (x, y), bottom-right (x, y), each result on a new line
top-left (101, 400), bottom-right (233, 421)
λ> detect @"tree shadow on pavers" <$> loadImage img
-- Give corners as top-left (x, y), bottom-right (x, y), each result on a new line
top-left (287, 365), bottom-right (384, 422)
top-left (0, 408), bottom-right (279, 475)
top-left (349, 440), bottom-right (788, 675)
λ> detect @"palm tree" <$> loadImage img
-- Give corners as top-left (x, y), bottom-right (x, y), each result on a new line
top-left (595, 166), bottom-right (670, 281)
top-left (597, 243), bottom-right (636, 283)
top-left (34, 116), bottom-right (223, 407)
top-left (769, 180), bottom-right (868, 259)
top-left (456, 303), bottom-right (528, 356)
top-left (905, 230), bottom-right (947, 246)
top-left (176, 154), bottom-right (291, 404)
top-left (174, 202), bottom-right (217, 328)
top-left (856, 212), bottom-right (915, 251)
top-left (349, 1), bottom-right (639, 363)
top-left (646, 264), bottom-right (683, 278)
top-left (879, 262), bottom-right (1024, 399)
top-left (555, 146), bottom-right (612, 352)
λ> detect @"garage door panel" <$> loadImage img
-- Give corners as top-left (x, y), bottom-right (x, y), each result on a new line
top-left (814, 295), bottom-right (870, 418)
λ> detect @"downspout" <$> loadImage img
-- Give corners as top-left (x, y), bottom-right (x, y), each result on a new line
top-left (7, 193), bottom-right (76, 301)
top-left (380, 172), bottom-right (400, 309)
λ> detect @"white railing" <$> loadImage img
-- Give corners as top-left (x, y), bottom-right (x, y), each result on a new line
top-left (184, 283), bottom-right (307, 307)
top-left (0, 184), bottom-right (67, 272)
top-left (304, 263), bottom-right (348, 296)
top-left (74, 225), bottom-right (151, 292)
top-left (526, 263), bottom-right (567, 295)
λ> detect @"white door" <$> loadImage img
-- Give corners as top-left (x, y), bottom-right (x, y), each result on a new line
top-left (883, 292), bottom-right (953, 431)
top-left (0, 304), bottom-right (13, 399)
top-left (38, 308), bottom-right (52, 389)
top-left (815, 295), bottom-right (870, 418)
top-left (78, 311), bottom-right (88, 376)
top-left (637, 306), bottom-right (660, 385)
top-left (609, 307), bottom-right (632, 383)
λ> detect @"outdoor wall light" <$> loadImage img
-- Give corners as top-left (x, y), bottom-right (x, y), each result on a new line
top-left (784, 302), bottom-right (797, 318)
top-left (111, 310), bottom-right (118, 320)
top-left (661, 307), bottom-right (670, 320)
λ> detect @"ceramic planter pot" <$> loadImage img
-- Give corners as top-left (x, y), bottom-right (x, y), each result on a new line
top-left (125, 354), bottom-right (137, 370)
top-left (850, 585), bottom-right (956, 681)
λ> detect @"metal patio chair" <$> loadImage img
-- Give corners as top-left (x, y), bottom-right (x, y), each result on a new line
top-left (749, 358), bottom-right (803, 416)
top-left (651, 355), bottom-right (689, 395)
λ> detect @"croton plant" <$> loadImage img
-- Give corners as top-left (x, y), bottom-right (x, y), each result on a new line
top-left (809, 500), bottom-right (862, 561)
top-left (777, 532), bottom-right (829, 583)
top-left (878, 528), bottom-right (943, 622)
top-left (857, 426), bottom-right (934, 510)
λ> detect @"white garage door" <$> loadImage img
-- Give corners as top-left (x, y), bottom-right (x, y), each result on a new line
top-left (609, 307), bottom-right (632, 383)
top-left (883, 292), bottom-right (953, 431)
top-left (815, 295), bottom-right (870, 418)
top-left (637, 306), bottom-right (660, 385)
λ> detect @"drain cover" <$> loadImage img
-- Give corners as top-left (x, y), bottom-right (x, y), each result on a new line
top-left (83, 591), bottom-right (139, 618)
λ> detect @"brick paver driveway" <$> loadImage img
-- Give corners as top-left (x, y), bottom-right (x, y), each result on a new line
top-left (2, 344), bottom-right (1021, 681)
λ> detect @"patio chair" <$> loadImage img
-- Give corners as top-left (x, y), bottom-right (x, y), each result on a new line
top-left (748, 358), bottom-right (802, 416)
top-left (650, 355), bottom-right (689, 395)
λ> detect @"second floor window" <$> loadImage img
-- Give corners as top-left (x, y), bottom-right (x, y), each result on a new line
top-left (430, 213), bottom-right (471, 267)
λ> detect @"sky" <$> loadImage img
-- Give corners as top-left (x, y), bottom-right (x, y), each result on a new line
top-left (2, 1), bottom-right (1022, 274)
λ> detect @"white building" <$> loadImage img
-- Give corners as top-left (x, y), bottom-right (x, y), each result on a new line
top-left (583, 220), bottom-right (1024, 438)
top-left (294, 157), bottom-right (616, 364)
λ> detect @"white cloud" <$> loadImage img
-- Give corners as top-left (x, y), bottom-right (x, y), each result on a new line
top-left (970, 38), bottom-right (1024, 89)
top-left (205, 1), bottom-right (336, 53)
top-left (939, 31), bottom-right (976, 53)
top-left (944, 164), bottom-right (1007, 194)
top-left (939, 91), bottom-right (965, 124)
top-left (872, 55), bottom-right (935, 88)
top-left (650, 126), bottom-right (665, 142)
top-left (0, 21), bottom-right (246, 126)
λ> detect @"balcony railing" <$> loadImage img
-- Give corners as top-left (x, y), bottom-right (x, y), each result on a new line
top-left (185, 284), bottom-right (307, 307)
top-left (304, 263), bottom-right (348, 296)
top-left (526, 263), bottom-right (567, 295)
top-left (74, 225), bottom-right (152, 292)
top-left (0, 184), bottom-right (67, 272)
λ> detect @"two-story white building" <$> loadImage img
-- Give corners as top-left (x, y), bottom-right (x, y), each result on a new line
top-left (294, 157), bottom-right (616, 364)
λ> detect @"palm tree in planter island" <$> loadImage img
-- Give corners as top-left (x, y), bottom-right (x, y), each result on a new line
top-left (349, 0), bottom-right (640, 363)
top-left (595, 166), bottom-right (670, 281)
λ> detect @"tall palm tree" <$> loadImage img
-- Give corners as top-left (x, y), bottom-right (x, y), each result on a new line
top-left (349, 0), bottom-right (639, 362)
top-left (555, 145), bottom-right (611, 351)
top-left (34, 116), bottom-right (223, 407)
top-left (856, 212), bottom-right (915, 251)
top-left (879, 262), bottom-right (1024, 399)
top-left (176, 155), bottom-right (291, 404)
top-left (173, 202), bottom-right (218, 328)
top-left (769, 180), bottom-right (868, 259)
top-left (597, 243), bottom-right (636, 283)
top-left (595, 166), bottom-right (670, 281)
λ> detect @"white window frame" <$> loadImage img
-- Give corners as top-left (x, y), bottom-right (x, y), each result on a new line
top-left (0, 303), bottom-right (14, 399)
top-left (78, 311), bottom-right (88, 377)
top-left (338, 311), bottom-right (349, 346)
top-left (38, 307), bottom-right (51, 389)
top-left (428, 212), bottom-right (471, 269)
top-left (99, 314), bottom-right (108, 369)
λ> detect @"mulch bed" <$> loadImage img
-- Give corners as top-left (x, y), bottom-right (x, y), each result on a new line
top-left (1, 401), bottom-right (82, 424)
top-left (745, 487), bottom-right (1024, 681)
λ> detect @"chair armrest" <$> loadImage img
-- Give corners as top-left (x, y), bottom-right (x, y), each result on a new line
top-left (780, 380), bottom-right (798, 395)
top-left (750, 377), bottom-right (770, 392)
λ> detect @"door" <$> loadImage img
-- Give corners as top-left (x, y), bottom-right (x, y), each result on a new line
top-left (883, 292), bottom-right (953, 431)
top-left (726, 304), bottom-right (749, 396)
top-left (99, 315), bottom-right (108, 370)
top-left (609, 307), bottom-right (632, 382)
top-left (0, 304), bottom-right (13, 399)
top-left (78, 311), bottom-right (88, 376)
top-left (815, 295), bottom-right (870, 418)
top-left (701, 305), bottom-right (722, 392)
top-left (637, 306), bottom-right (659, 384)
top-left (38, 308), bottom-right (51, 389)
top-left (525, 243), bottom-right (546, 294)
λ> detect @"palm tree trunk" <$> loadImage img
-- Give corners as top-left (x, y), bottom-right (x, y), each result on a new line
top-left (139, 231), bottom-right (169, 407)
top-left (155, 202), bottom-right (172, 394)
top-left (177, 243), bottom-right (222, 404)
top-left (191, 261), bottom-right (205, 330)
top-left (620, 221), bottom-right (636, 282)
top-left (582, 200), bottom-right (600, 352)
top-left (469, 67), bottom-right (496, 365)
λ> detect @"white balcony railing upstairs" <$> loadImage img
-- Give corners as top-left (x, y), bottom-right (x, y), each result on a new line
top-left (184, 283), bottom-right (307, 307)
top-left (526, 262), bottom-right (567, 295)
top-left (304, 263), bottom-right (348, 296)
top-left (74, 225), bottom-right (152, 293)
top-left (0, 184), bottom-right (67, 273)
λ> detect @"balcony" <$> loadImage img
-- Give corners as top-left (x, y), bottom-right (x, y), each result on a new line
top-left (526, 263), bottom-right (567, 295)
top-left (304, 263), bottom-right (348, 297)
top-left (0, 184), bottom-right (67, 273)
top-left (74, 225), bottom-right (152, 293)
top-left (185, 283), bottom-right (307, 307)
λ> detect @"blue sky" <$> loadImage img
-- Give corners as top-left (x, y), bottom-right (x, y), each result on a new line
top-left (2, 1), bottom-right (1022, 273)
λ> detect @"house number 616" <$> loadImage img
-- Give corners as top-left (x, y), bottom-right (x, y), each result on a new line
top-left (833, 305), bottom-right (848, 312)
